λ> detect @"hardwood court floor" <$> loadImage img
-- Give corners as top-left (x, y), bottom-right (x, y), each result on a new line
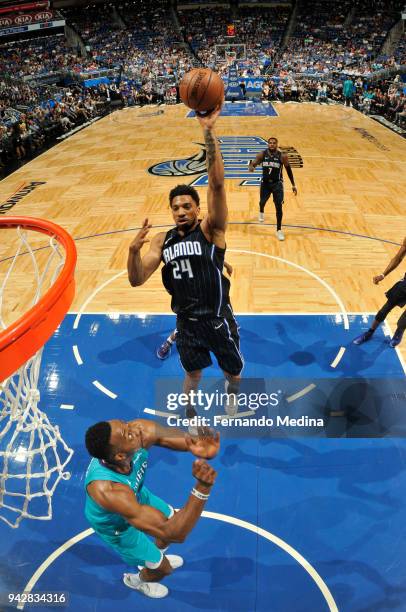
top-left (0, 102), bottom-right (405, 362)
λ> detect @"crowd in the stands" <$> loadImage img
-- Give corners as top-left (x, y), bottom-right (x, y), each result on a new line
top-left (261, 75), bottom-right (406, 127)
top-left (277, 0), bottom-right (404, 76)
top-left (0, 0), bottom-right (405, 173)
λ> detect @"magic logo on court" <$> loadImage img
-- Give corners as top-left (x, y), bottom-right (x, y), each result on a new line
top-left (148, 136), bottom-right (303, 186)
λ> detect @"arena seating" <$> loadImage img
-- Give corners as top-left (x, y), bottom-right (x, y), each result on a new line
top-left (0, 0), bottom-right (404, 175)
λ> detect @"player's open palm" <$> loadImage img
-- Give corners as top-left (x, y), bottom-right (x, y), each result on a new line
top-left (186, 429), bottom-right (220, 459)
top-left (130, 219), bottom-right (152, 253)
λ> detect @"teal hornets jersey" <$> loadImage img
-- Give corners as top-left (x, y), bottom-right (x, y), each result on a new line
top-left (84, 448), bottom-right (148, 536)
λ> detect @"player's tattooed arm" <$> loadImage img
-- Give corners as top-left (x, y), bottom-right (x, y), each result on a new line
top-left (195, 105), bottom-right (227, 235)
top-left (374, 237), bottom-right (406, 284)
top-left (205, 129), bottom-right (215, 168)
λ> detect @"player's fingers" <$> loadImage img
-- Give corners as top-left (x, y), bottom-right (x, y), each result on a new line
top-left (205, 468), bottom-right (217, 482)
top-left (197, 463), bottom-right (210, 477)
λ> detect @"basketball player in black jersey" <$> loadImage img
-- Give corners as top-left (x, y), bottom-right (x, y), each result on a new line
top-left (353, 237), bottom-right (406, 348)
top-left (127, 104), bottom-right (243, 419)
top-left (249, 137), bottom-right (297, 241)
top-left (156, 260), bottom-right (234, 360)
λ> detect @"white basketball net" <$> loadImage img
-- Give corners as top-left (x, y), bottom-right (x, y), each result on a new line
top-left (0, 227), bottom-right (74, 528)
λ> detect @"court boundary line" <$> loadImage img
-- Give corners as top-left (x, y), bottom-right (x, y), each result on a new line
top-left (0, 224), bottom-right (403, 268)
top-left (68, 311), bottom-right (378, 316)
top-left (228, 248), bottom-right (349, 331)
top-left (72, 223), bottom-right (403, 248)
top-left (349, 103), bottom-right (406, 144)
top-left (17, 512), bottom-right (338, 612)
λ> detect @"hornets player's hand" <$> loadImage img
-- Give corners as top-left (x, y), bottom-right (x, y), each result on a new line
top-left (186, 429), bottom-right (220, 460)
top-left (130, 218), bottom-right (152, 253)
top-left (192, 459), bottom-right (217, 488)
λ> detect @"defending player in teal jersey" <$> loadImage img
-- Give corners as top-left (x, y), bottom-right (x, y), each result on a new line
top-left (85, 418), bottom-right (219, 599)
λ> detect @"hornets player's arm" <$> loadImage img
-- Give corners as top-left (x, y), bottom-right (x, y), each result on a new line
top-left (374, 237), bottom-right (406, 284)
top-left (91, 459), bottom-right (217, 544)
top-left (248, 151), bottom-right (265, 172)
top-left (127, 219), bottom-right (165, 286)
top-left (282, 153), bottom-right (297, 195)
top-left (196, 104), bottom-right (227, 244)
top-left (130, 418), bottom-right (220, 460)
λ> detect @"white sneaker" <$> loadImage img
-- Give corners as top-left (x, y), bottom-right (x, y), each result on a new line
top-left (123, 573), bottom-right (168, 598)
top-left (258, 212), bottom-right (264, 223)
top-left (276, 230), bottom-right (285, 241)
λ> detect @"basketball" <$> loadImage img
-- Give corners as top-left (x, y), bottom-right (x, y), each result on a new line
top-left (179, 68), bottom-right (224, 112)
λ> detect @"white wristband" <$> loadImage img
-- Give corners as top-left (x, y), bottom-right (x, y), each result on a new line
top-left (191, 487), bottom-right (210, 501)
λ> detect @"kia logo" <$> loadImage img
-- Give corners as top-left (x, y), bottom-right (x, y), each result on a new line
top-left (0, 17), bottom-right (12, 26)
top-left (15, 15), bottom-right (32, 24)
top-left (34, 11), bottom-right (53, 21)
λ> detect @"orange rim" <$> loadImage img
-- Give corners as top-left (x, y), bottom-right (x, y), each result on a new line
top-left (0, 217), bottom-right (77, 382)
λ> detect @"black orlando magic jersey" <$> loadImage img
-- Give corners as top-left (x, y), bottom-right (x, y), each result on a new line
top-left (161, 223), bottom-right (230, 318)
top-left (262, 149), bottom-right (283, 183)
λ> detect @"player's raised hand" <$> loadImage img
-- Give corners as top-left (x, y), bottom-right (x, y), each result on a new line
top-left (196, 100), bottom-right (224, 129)
top-left (129, 218), bottom-right (152, 253)
top-left (186, 429), bottom-right (220, 459)
top-left (373, 274), bottom-right (385, 285)
top-left (192, 459), bottom-right (217, 487)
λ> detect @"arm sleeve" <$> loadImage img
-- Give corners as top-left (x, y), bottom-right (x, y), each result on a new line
top-left (285, 164), bottom-right (295, 185)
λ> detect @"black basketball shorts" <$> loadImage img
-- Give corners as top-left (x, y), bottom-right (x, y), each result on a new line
top-left (176, 305), bottom-right (243, 375)
top-left (385, 277), bottom-right (406, 308)
top-left (260, 180), bottom-right (284, 207)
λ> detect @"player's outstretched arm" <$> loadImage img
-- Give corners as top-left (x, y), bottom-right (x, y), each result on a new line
top-left (102, 460), bottom-right (217, 544)
top-left (196, 103), bottom-right (227, 234)
top-left (127, 219), bottom-right (165, 286)
top-left (373, 237), bottom-right (406, 284)
top-left (134, 419), bottom-right (220, 459)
